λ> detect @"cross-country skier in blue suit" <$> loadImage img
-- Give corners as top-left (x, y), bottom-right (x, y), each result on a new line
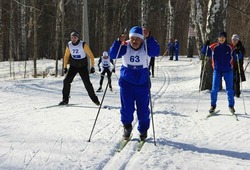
top-left (109, 26), bottom-right (160, 141)
top-left (202, 31), bottom-right (241, 113)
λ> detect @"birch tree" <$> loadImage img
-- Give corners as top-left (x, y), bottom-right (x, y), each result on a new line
top-left (164, 0), bottom-right (175, 49)
top-left (187, 0), bottom-right (196, 58)
top-left (200, 0), bottom-right (228, 90)
top-left (141, 0), bottom-right (149, 28)
top-left (194, 0), bottom-right (205, 58)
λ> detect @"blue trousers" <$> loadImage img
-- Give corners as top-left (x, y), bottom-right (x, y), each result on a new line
top-left (211, 70), bottom-right (234, 107)
top-left (175, 51), bottom-right (179, 60)
top-left (119, 79), bottom-right (150, 134)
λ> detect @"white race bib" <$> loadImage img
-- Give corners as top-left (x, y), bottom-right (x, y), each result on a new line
top-left (68, 40), bottom-right (86, 60)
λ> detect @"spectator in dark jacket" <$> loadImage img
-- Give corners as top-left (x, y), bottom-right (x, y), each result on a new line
top-left (231, 34), bottom-right (246, 98)
top-left (167, 38), bottom-right (175, 60)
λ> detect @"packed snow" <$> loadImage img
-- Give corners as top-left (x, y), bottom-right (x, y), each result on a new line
top-left (0, 56), bottom-right (249, 170)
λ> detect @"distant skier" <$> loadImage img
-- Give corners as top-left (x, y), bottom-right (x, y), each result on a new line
top-left (174, 39), bottom-right (179, 61)
top-left (231, 34), bottom-right (246, 98)
top-left (202, 31), bottom-right (241, 113)
top-left (167, 38), bottom-right (175, 60)
top-left (96, 51), bottom-right (115, 92)
top-left (109, 26), bottom-right (160, 141)
top-left (59, 31), bottom-right (100, 106)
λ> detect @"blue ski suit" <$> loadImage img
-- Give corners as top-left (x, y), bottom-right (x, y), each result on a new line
top-left (109, 36), bottom-right (160, 134)
top-left (202, 42), bottom-right (239, 108)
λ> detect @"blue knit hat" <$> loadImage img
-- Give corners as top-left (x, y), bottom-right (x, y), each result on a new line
top-left (129, 26), bottom-right (144, 40)
top-left (218, 31), bottom-right (227, 38)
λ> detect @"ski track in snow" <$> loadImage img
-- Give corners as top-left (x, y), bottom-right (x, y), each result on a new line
top-left (101, 66), bottom-right (171, 170)
top-left (0, 57), bottom-right (250, 169)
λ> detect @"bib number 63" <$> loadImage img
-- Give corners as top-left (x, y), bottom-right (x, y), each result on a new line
top-left (130, 55), bottom-right (140, 62)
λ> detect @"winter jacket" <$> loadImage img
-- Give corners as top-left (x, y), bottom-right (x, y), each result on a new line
top-left (232, 41), bottom-right (246, 81)
top-left (202, 42), bottom-right (236, 73)
top-left (175, 41), bottom-right (179, 52)
top-left (109, 36), bottom-right (160, 86)
top-left (168, 42), bottom-right (175, 52)
top-left (63, 40), bottom-right (95, 68)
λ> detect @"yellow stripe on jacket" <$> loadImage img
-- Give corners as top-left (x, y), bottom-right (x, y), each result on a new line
top-left (63, 43), bottom-right (95, 68)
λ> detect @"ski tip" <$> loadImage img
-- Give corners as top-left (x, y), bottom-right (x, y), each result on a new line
top-left (87, 139), bottom-right (91, 142)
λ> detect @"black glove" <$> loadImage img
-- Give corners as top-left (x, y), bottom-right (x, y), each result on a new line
top-left (205, 40), bottom-right (210, 46)
top-left (64, 68), bottom-right (68, 74)
top-left (90, 67), bottom-right (95, 74)
top-left (99, 67), bottom-right (101, 72)
top-left (112, 68), bottom-right (115, 73)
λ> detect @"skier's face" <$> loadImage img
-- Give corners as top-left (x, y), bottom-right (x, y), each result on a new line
top-left (71, 36), bottom-right (79, 44)
top-left (218, 36), bottom-right (226, 44)
top-left (130, 36), bottom-right (143, 49)
top-left (231, 39), bottom-right (239, 46)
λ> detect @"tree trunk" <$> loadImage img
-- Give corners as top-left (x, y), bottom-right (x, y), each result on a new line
top-left (187, 0), bottom-right (196, 58)
top-left (200, 0), bottom-right (228, 90)
top-left (33, 0), bottom-right (37, 78)
top-left (60, 0), bottom-right (65, 76)
top-left (168, 0), bottom-right (175, 40)
top-left (194, 0), bottom-right (204, 59)
top-left (21, 0), bottom-right (27, 61)
top-left (0, 0), bottom-right (3, 61)
top-left (103, 0), bottom-right (108, 51)
top-left (141, 0), bottom-right (149, 28)
top-left (9, 0), bottom-right (14, 78)
top-left (55, 0), bottom-right (61, 77)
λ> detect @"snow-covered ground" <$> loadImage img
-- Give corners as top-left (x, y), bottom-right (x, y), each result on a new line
top-left (0, 56), bottom-right (250, 170)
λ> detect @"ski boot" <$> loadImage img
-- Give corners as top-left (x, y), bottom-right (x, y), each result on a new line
top-left (96, 87), bottom-right (103, 92)
top-left (209, 106), bottom-right (216, 113)
top-left (123, 124), bottom-right (132, 140)
top-left (229, 107), bottom-right (235, 113)
top-left (139, 131), bottom-right (147, 141)
top-left (59, 98), bottom-right (68, 105)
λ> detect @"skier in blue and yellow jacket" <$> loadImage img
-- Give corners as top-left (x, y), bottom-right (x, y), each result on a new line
top-left (202, 32), bottom-right (241, 113)
top-left (109, 26), bottom-right (160, 141)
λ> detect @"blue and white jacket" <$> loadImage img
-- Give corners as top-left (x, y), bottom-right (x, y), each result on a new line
top-left (201, 42), bottom-right (241, 73)
top-left (109, 36), bottom-right (160, 86)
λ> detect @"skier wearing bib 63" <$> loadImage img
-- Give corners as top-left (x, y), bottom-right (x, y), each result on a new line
top-left (109, 26), bottom-right (160, 141)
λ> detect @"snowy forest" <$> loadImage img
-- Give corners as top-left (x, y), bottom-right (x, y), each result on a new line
top-left (0, 0), bottom-right (250, 75)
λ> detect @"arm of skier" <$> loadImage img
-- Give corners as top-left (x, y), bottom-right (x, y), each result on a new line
top-left (109, 40), bottom-right (127, 60)
top-left (201, 45), bottom-right (212, 57)
top-left (63, 46), bottom-right (70, 68)
top-left (84, 43), bottom-right (95, 67)
top-left (146, 36), bottom-right (160, 57)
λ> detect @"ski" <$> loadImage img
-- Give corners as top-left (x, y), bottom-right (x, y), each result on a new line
top-left (116, 134), bottom-right (133, 152)
top-left (206, 110), bottom-right (220, 118)
top-left (137, 139), bottom-right (146, 152)
top-left (230, 111), bottom-right (239, 121)
top-left (38, 103), bottom-right (79, 109)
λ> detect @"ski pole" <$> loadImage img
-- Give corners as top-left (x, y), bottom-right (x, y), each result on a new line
top-left (144, 29), bottom-right (157, 146)
top-left (87, 82), bottom-right (109, 142)
top-left (196, 45), bottom-right (209, 112)
top-left (87, 39), bottom-right (123, 142)
top-left (236, 54), bottom-right (247, 115)
top-left (244, 60), bottom-right (249, 72)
